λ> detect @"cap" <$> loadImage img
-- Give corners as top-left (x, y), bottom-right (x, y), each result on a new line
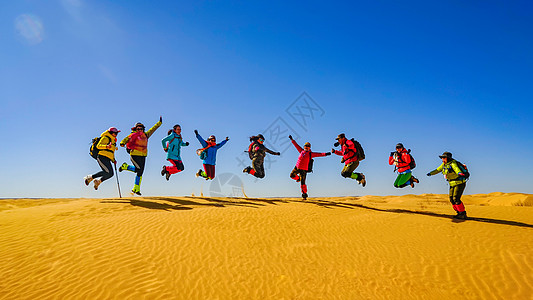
top-left (439, 152), bottom-right (453, 159)
top-left (208, 135), bottom-right (216, 141)
top-left (396, 143), bottom-right (404, 148)
top-left (132, 122), bottom-right (145, 131)
top-left (304, 142), bottom-right (311, 147)
top-left (257, 134), bottom-right (265, 140)
top-left (108, 127), bottom-right (120, 133)
top-left (335, 133), bottom-right (346, 140)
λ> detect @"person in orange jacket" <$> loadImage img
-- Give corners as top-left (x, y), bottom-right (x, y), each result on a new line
top-left (331, 133), bottom-right (366, 187)
top-left (288, 135), bottom-right (331, 200)
top-left (389, 143), bottom-right (420, 188)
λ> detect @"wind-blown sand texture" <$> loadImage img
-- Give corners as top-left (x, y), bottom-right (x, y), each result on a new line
top-left (1, 193), bottom-right (532, 299)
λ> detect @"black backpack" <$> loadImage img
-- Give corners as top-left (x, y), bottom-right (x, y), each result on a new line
top-left (350, 138), bottom-right (365, 161)
top-left (454, 160), bottom-right (470, 179)
top-left (90, 137), bottom-right (101, 159)
top-left (307, 158), bottom-right (314, 173)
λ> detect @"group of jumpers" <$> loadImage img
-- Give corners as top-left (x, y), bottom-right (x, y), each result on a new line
top-left (84, 117), bottom-right (470, 220)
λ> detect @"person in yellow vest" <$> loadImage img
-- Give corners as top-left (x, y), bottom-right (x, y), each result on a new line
top-left (84, 127), bottom-right (120, 190)
top-left (427, 152), bottom-right (468, 220)
top-left (119, 116), bottom-right (162, 195)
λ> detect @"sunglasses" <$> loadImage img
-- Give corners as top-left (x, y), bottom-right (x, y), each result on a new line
top-left (136, 127), bottom-right (144, 130)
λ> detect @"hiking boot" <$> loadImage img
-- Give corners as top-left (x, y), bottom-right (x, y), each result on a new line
top-left (119, 163), bottom-right (128, 172)
top-left (84, 175), bottom-right (93, 186)
top-left (93, 179), bottom-right (101, 190)
top-left (243, 166), bottom-right (251, 174)
top-left (165, 171), bottom-right (171, 181)
top-left (302, 193), bottom-right (308, 200)
top-left (196, 169), bottom-right (203, 178)
top-left (131, 189), bottom-right (142, 196)
top-left (412, 177), bottom-right (420, 183)
top-left (161, 166), bottom-right (166, 176)
top-left (454, 211), bottom-right (467, 220)
top-left (410, 181), bottom-right (415, 188)
top-left (359, 174), bottom-right (366, 187)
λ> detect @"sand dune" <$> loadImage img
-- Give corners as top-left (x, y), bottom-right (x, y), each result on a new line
top-left (0, 193), bottom-right (532, 299)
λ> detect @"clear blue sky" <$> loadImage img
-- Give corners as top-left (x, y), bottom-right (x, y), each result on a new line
top-left (1, 1), bottom-right (532, 198)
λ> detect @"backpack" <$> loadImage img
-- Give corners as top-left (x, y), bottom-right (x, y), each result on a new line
top-left (351, 138), bottom-right (365, 161)
top-left (307, 158), bottom-right (314, 173)
top-left (90, 137), bottom-right (101, 159)
top-left (247, 142), bottom-right (257, 160)
top-left (196, 148), bottom-right (208, 160)
top-left (395, 149), bottom-right (416, 171)
top-left (454, 160), bottom-right (470, 179)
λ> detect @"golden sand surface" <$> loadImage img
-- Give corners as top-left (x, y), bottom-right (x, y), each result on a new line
top-left (0, 193), bottom-right (532, 299)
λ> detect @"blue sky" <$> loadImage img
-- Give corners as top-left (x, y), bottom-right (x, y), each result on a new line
top-left (1, 0), bottom-right (532, 198)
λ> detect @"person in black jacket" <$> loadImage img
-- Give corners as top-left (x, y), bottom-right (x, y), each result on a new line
top-left (243, 134), bottom-right (280, 178)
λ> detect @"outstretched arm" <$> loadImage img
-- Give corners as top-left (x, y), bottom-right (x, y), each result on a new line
top-left (311, 151), bottom-right (331, 158)
top-left (264, 145), bottom-right (280, 156)
top-left (216, 139), bottom-right (228, 149)
top-left (146, 118), bottom-right (163, 138)
top-left (291, 140), bottom-right (303, 153)
top-left (195, 132), bottom-right (207, 147)
top-left (427, 163), bottom-right (445, 176)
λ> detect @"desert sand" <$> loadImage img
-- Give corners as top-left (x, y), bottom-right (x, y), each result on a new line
top-left (0, 193), bottom-right (532, 299)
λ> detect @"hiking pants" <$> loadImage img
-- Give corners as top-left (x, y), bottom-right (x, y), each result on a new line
top-left (394, 170), bottom-right (412, 188)
top-left (130, 155), bottom-right (146, 177)
top-left (202, 164), bottom-right (216, 180)
top-left (290, 167), bottom-right (309, 194)
top-left (341, 161), bottom-right (363, 180)
top-left (92, 155), bottom-right (114, 182)
top-left (166, 159), bottom-right (184, 175)
top-left (251, 158), bottom-right (265, 178)
top-left (449, 182), bottom-right (466, 205)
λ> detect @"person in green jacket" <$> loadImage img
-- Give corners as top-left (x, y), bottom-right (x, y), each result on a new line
top-left (427, 152), bottom-right (468, 219)
top-left (119, 116), bottom-right (162, 195)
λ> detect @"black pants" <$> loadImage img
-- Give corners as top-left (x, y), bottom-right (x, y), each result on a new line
top-left (251, 158), bottom-right (265, 178)
top-left (290, 167), bottom-right (307, 186)
top-left (131, 155), bottom-right (146, 177)
top-left (92, 155), bottom-right (114, 182)
top-left (449, 182), bottom-right (466, 205)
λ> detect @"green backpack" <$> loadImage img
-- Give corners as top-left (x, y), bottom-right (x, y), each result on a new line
top-left (454, 160), bottom-right (470, 179)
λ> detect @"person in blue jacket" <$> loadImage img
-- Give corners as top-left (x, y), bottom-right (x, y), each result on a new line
top-left (194, 129), bottom-right (229, 180)
top-left (161, 124), bottom-right (189, 180)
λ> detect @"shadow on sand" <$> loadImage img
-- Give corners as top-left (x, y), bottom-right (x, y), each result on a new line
top-left (102, 197), bottom-right (533, 229)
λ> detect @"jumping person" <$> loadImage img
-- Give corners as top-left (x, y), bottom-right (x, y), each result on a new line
top-left (243, 134), bottom-right (280, 178)
top-left (331, 133), bottom-right (366, 187)
top-left (288, 135), bottom-right (331, 200)
top-left (427, 152), bottom-right (468, 220)
top-left (194, 129), bottom-right (229, 180)
top-left (119, 116), bottom-right (162, 195)
top-left (161, 124), bottom-right (189, 181)
top-left (389, 143), bottom-right (420, 188)
top-left (84, 127), bottom-right (120, 190)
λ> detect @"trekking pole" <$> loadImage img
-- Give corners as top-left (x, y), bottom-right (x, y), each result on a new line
top-left (113, 162), bottom-right (122, 198)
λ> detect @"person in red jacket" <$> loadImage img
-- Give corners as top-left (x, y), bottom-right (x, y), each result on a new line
top-left (389, 143), bottom-right (420, 188)
top-left (331, 133), bottom-right (366, 187)
top-left (288, 135), bottom-right (331, 200)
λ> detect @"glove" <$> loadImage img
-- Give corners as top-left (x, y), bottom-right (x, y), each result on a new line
top-left (334, 142), bottom-right (340, 147)
top-left (325, 152), bottom-right (331, 156)
top-left (426, 172), bottom-right (431, 176)
top-left (331, 148), bottom-right (336, 153)
top-left (225, 137), bottom-right (229, 141)
top-left (164, 148), bottom-right (168, 152)
top-left (288, 135), bottom-right (293, 140)
top-left (185, 142), bottom-right (189, 146)
top-left (390, 152), bottom-right (395, 157)
top-left (275, 152), bottom-right (281, 156)
top-left (159, 115), bottom-right (162, 122)
top-left (194, 130), bottom-right (198, 135)
top-left (120, 143), bottom-right (125, 147)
